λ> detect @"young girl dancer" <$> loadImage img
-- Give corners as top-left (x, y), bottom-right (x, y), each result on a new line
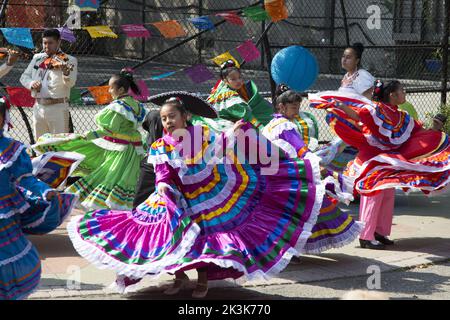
top-left (0, 98), bottom-right (76, 300)
top-left (309, 80), bottom-right (450, 249)
top-left (191, 60), bottom-right (274, 132)
top-left (67, 93), bottom-right (324, 298)
top-left (263, 86), bottom-right (362, 254)
top-left (33, 69), bottom-right (147, 210)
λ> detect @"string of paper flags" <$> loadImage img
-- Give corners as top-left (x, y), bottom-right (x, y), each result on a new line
top-left (1, 1), bottom-right (288, 107)
top-left (1, 1), bottom-right (288, 48)
top-left (3, 38), bottom-right (261, 107)
top-left (72, 0), bottom-right (288, 22)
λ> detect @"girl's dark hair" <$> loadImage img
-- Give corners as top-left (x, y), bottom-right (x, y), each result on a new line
top-left (434, 113), bottom-right (447, 124)
top-left (162, 97), bottom-right (189, 116)
top-left (372, 80), bottom-right (402, 103)
top-left (349, 42), bottom-right (364, 59)
top-left (219, 59), bottom-right (241, 80)
top-left (111, 68), bottom-right (141, 95)
top-left (43, 28), bottom-right (61, 41)
top-left (274, 83), bottom-right (303, 106)
top-left (274, 83), bottom-right (290, 100)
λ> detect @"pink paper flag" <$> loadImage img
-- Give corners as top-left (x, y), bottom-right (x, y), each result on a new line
top-left (121, 24), bottom-right (151, 38)
top-left (236, 40), bottom-right (261, 63)
top-left (184, 64), bottom-right (214, 84)
top-left (215, 12), bottom-right (244, 26)
top-left (129, 80), bottom-right (150, 102)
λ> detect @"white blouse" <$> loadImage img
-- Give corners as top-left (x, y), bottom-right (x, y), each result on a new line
top-left (339, 69), bottom-right (375, 96)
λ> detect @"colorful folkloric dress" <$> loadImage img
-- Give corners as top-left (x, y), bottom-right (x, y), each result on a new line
top-left (0, 133), bottom-right (76, 300)
top-left (67, 124), bottom-right (325, 291)
top-left (191, 80), bottom-right (274, 133)
top-left (32, 96), bottom-right (147, 210)
top-left (291, 113), bottom-right (319, 151)
top-left (309, 91), bottom-right (450, 195)
top-left (310, 70), bottom-right (373, 174)
top-left (262, 115), bottom-right (362, 253)
top-left (314, 137), bottom-right (359, 173)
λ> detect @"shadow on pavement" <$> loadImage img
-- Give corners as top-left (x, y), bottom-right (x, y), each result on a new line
top-left (28, 233), bottom-right (79, 259)
top-left (304, 262), bottom-right (450, 298)
top-left (38, 278), bottom-right (104, 291)
top-left (122, 284), bottom-right (325, 300)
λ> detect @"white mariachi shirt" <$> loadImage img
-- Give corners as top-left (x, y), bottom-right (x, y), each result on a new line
top-left (20, 52), bottom-right (78, 99)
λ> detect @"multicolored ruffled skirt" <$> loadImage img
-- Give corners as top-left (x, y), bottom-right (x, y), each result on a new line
top-left (0, 213), bottom-right (41, 300)
top-left (309, 91), bottom-right (450, 196)
top-left (33, 133), bottom-right (145, 210)
top-left (304, 196), bottom-right (363, 253)
top-left (67, 154), bottom-right (325, 291)
top-left (19, 188), bottom-right (78, 235)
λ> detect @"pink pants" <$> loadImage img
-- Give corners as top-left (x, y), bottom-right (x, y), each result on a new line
top-left (359, 189), bottom-right (395, 240)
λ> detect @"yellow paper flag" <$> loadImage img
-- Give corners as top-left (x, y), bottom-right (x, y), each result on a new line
top-left (84, 26), bottom-right (118, 38)
top-left (89, 86), bottom-right (113, 105)
top-left (212, 52), bottom-right (240, 68)
top-left (264, 0), bottom-right (289, 22)
top-left (152, 20), bottom-right (187, 39)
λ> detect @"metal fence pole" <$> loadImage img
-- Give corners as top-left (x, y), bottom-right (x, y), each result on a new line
top-left (441, 0), bottom-right (450, 106)
top-left (340, 0), bottom-right (350, 46)
top-left (261, 20), bottom-right (266, 69)
top-left (141, 0), bottom-right (146, 60)
top-left (260, 19), bottom-right (276, 101)
top-left (0, 0), bottom-right (9, 27)
top-left (197, 0), bottom-right (203, 64)
top-left (263, 32), bottom-right (276, 101)
top-left (328, 0), bottom-right (336, 73)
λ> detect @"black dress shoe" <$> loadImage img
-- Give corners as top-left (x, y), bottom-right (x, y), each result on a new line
top-left (359, 239), bottom-right (386, 250)
top-left (374, 233), bottom-right (394, 245)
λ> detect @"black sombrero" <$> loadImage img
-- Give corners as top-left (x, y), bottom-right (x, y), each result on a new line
top-left (147, 91), bottom-right (218, 119)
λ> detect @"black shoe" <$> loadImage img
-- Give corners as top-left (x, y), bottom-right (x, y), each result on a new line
top-left (374, 233), bottom-right (394, 245)
top-left (359, 239), bottom-right (386, 250)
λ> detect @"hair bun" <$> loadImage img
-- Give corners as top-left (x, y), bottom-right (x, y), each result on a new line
top-left (120, 68), bottom-right (134, 81)
top-left (434, 113), bottom-right (447, 124)
top-left (277, 83), bottom-right (290, 94)
top-left (352, 42), bottom-right (364, 54)
top-left (220, 59), bottom-right (237, 70)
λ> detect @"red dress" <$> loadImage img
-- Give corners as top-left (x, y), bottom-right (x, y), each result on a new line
top-left (309, 91), bottom-right (450, 196)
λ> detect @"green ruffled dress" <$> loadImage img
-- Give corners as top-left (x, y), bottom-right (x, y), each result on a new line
top-left (32, 96), bottom-right (147, 210)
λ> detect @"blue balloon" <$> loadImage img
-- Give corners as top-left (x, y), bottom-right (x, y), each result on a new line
top-left (271, 46), bottom-right (319, 92)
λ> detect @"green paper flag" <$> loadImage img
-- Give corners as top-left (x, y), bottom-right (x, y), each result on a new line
top-left (70, 88), bottom-right (82, 105)
top-left (243, 6), bottom-right (270, 21)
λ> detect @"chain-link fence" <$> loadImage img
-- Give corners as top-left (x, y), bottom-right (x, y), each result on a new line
top-left (1, 0), bottom-right (449, 145)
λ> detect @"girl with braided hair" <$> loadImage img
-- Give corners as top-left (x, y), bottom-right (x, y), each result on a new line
top-left (263, 85), bottom-right (362, 256)
top-left (32, 69), bottom-right (147, 210)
